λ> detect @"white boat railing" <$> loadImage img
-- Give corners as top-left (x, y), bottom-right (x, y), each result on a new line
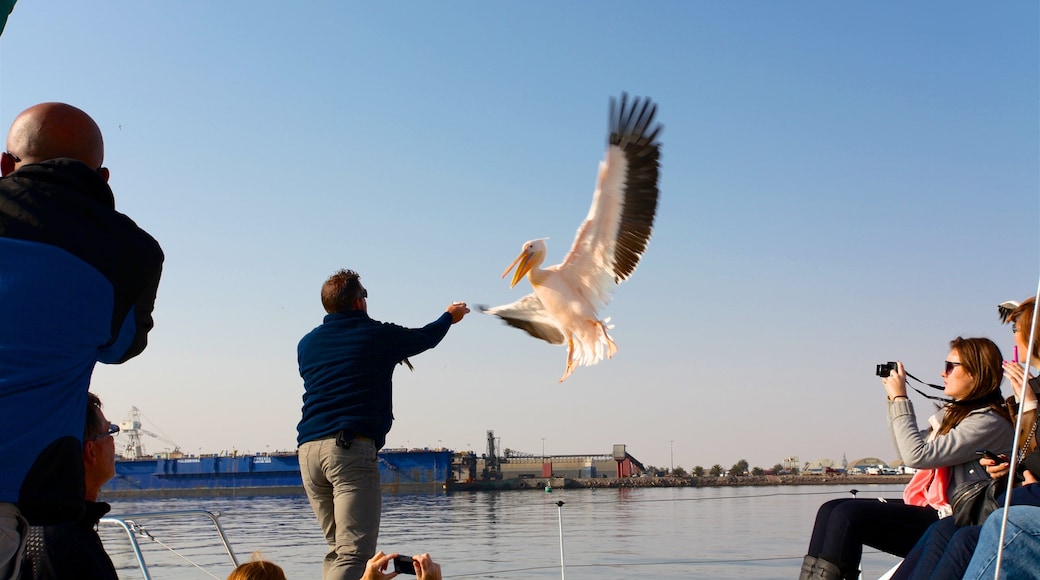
top-left (100, 509), bottom-right (240, 579)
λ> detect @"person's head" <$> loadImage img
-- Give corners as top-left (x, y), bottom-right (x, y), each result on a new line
top-left (321, 269), bottom-right (367, 314)
top-left (227, 557), bottom-right (286, 580)
top-left (1007, 297), bottom-right (1039, 365)
top-left (83, 392), bottom-right (117, 500)
top-left (1, 102), bottom-right (108, 180)
top-left (938, 336), bottom-right (1010, 434)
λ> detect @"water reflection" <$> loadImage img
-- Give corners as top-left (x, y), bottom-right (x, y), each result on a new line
top-left (103, 484), bottom-right (906, 579)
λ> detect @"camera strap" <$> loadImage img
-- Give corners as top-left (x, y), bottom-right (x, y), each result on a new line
top-left (905, 372), bottom-right (953, 403)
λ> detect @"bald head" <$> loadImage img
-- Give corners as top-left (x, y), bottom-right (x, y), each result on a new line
top-left (4, 103), bottom-right (105, 171)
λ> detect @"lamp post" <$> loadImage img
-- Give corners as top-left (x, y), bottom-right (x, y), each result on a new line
top-left (669, 440), bottom-right (674, 474)
top-left (541, 438), bottom-right (546, 460)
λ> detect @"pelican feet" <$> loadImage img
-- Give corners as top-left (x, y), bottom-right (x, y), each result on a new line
top-left (598, 321), bottom-right (618, 359)
top-left (560, 338), bottom-right (578, 382)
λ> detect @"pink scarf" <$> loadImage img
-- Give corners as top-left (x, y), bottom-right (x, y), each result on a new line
top-left (902, 466), bottom-right (950, 511)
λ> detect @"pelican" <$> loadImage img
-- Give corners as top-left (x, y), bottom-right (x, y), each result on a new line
top-left (482, 93), bottom-right (661, 381)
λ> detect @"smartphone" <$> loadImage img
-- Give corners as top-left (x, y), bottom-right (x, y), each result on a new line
top-left (393, 555), bottom-right (416, 575)
top-left (975, 449), bottom-right (1008, 464)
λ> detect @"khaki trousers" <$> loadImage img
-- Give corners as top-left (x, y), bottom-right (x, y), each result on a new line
top-left (299, 437), bottom-right (381, 580)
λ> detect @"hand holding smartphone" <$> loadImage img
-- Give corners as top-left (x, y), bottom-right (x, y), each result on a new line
top-left (976, 449), bottom-right (1008, 464)
top-left (393, 555), bottom-right (416, 575)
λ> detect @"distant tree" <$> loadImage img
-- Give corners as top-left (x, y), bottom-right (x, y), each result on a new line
top-left (771, 463), bottom-right (785, 474)
top-left (751, 466), bottom-right (764, 476)
top-left (672, 466), bottom-right (687, 477)
top-left (646, 465), bottom-right (657, 475)
top-left (790, 465), bottom-right (800, 475)
top-left (693, 465), bottom-right (704, 477)
top-left (730, 459), bottom-right (749, 476)
top-left (710, 464), bottom-right (724, 477)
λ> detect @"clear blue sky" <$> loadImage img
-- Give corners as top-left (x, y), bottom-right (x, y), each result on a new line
top-left (1, 1), bottom-right (1037, 471)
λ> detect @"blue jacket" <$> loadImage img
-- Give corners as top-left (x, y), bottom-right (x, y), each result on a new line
top-left (297, 310), bottom-right (453, 448)
top-left (0, 159), bottom-right (163, 524)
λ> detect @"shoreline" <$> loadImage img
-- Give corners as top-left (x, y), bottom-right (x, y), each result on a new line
top-left (101, 474), bottom-right (914, 499)
top-left (448, 473), bottom-right (912, 492)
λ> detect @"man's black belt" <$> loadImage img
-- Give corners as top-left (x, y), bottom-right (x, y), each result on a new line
top-left (317, 430), bottom-right (373, 448)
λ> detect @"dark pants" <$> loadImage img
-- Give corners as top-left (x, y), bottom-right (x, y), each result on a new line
top-left (891, 516), bottom-right (982, 580)
top-left (807, 498), bottom-right (938, 576)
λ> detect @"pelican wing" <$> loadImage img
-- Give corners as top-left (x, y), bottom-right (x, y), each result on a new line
top-left (480, 294), bottom-right (567, 345)
top-left (559, 93), bottom-right (661, 311)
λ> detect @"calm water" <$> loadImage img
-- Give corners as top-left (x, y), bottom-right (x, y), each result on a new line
top-left (101, 484), bottom-right (908, 579)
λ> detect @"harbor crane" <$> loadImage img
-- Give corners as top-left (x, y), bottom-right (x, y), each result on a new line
top-left (118, 406), bottom-right (182, 459)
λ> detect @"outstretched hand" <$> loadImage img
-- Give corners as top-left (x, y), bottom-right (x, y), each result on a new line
top-left (446, 302), bottom-right (470, 324)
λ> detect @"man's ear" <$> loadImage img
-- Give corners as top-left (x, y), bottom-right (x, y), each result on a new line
top-left (0, 152), bottom-right (16, 177)
top-left (83, 440), bottom-right (99, 466)
top-left (97, 167), bottom-right (110, 182)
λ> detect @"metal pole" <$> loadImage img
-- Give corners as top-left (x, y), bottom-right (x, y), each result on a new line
top-left (556, 501), bottom-right (566, 580)
top-left (993, 280), bottom-right (1040, 579)
top-left (670, 440), bottom-right (674, 473)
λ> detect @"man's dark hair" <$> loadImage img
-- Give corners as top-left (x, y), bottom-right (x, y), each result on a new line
top-left (85, 392), bottom-right (105, 439)
top-left (321, 269), bottom-right (364, 314)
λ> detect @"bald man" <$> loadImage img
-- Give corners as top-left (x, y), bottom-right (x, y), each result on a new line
top-left (0, 103), bottom-right (164, 579)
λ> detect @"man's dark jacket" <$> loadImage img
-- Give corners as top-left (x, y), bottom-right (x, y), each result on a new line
top-left (20, 501), bottom-right (118, 580)
top-left (297, 310), bottom-right (453, 449)
top-left (0, 159), bottom-right (163, 524)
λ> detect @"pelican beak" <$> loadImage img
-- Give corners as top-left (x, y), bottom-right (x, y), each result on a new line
top-left (502, 250), bottom-right (533, 288)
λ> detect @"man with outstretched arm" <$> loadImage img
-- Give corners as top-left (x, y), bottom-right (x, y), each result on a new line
top-left (296, 269), bottom-right (468, 580)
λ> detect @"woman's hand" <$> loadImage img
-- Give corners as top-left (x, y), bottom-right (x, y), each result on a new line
top-left (981, 456), bottom-right (1011, 480)
top-left (413, 553), bottom-right (442, 580)
top-left (980, 457), bottom-right (1040, 486)
top-left (883, 361), bottom-right (908, 400)
top-left (1003, 361), bottom-right (1036, 403)
top-left (361, 552), bottom-right (400, 580)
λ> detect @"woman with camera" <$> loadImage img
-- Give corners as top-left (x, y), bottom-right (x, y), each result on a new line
top-left (892, 297), bottom-right (1040, 579)
top-left (798, 337), bottom-right (1014, 580)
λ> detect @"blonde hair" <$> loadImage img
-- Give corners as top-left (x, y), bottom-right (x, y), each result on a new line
top-left (227, 553), bottom-right (286, 580)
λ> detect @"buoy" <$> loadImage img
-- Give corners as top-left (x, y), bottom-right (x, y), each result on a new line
top-left (544, 484), bottom-right (553, 493)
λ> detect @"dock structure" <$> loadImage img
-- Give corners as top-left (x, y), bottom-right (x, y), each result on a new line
top-left (450, 432), bottom-right (646, 485)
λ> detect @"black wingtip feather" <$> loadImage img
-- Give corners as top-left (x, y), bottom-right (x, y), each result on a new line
top-left (608, 92), bottom-right (662, 282)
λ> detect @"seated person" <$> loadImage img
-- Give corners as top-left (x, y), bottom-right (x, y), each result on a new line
top-left (800, 337), bottom-right (1014, 580)
top-left (20, 393), bottom-right (119, 580)
top-left (891, 297), bottom-right (1040, 579)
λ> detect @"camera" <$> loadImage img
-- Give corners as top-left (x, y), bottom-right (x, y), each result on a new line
top-left (393, 555), bottom-right (416, 575)
top-left (875, 362), bottom-right (897, 377)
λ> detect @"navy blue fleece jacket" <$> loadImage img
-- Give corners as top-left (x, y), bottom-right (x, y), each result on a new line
top-left (296, 310), bottom-right (453, 449)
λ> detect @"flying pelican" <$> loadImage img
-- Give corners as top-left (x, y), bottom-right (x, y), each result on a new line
top-left (482, 93), bottom-right (661, 381)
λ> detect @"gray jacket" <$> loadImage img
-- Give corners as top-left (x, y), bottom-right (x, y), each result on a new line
top-left (888, 399), bottom-right (1014, 496)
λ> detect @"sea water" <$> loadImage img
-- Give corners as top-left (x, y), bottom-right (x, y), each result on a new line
top-left (101, 484), bottom-right (907, 579)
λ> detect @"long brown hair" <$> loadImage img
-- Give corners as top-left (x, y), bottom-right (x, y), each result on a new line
top-left (937, 336), bottom-right (1012, 435)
